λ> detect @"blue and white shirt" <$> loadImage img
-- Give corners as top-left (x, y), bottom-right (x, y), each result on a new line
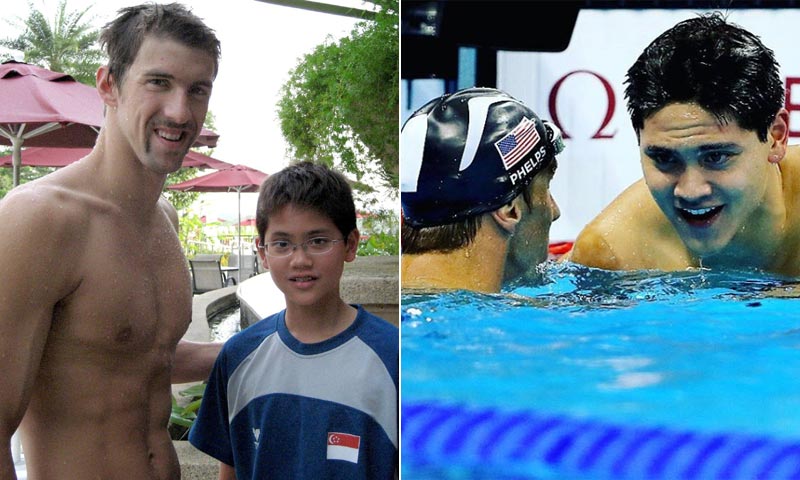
top-left (189, 305), bottom-right (398, 479)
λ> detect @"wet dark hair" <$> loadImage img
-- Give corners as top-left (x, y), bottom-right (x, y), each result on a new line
top-left (99, 2), bottom-right (221, 89)
top-left (256, 161), bottom-right (357, 243)
top-left (625, 12), bottom-right (783, 142)
top-left (401, 182), bottom-right (536, 254)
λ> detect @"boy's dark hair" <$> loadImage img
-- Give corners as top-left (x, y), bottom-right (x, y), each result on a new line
top-left (401, 182), bottom-right (537, 254)
top-left (256, 161), bottom-right (357, 243)
top-left (625, 12), bottom-right (783, 143)
top-left (100, 2), bottom-right (221, 90)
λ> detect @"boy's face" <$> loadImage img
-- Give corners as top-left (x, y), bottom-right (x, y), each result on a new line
top-left (639, 102), bottom-right (775, 258)
top-left (258, 205), bottom-right (358, 310)
top-left (106, 35), bottom-right (215, 174)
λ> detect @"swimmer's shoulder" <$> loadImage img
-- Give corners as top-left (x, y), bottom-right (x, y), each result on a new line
top-left (0, 169), bottom-right (111, 246)
top-left (158, 196), bottom-right (180, 232)
top-left (570, 179), bottom-right (669, 270)
top-left (780, 146), bottom-right (800, 208)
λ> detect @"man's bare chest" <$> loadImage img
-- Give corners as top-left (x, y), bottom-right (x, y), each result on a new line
top-left (51, 218), bottom-right (192, 355)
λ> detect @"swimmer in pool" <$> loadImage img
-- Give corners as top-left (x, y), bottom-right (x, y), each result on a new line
top-left (569, 13), bottom-right (800, 276)
top-left (401, 87), bottom-right (564, 292)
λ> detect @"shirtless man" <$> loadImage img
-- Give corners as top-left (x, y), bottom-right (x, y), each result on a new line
top-left (570, 13), bottom-right (800, 276)
top-left (0, 4), bottom-right (221, 479)
top-left (401, 87), bottom-right (563, 292)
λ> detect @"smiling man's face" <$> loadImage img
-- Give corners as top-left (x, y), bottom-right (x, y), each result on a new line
top-left (112, 35), bottom-right (215, 174)
top-left (639, 102), bottom-right (774, 258)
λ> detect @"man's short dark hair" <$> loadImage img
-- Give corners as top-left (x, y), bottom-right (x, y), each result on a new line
top-left (100, 2), bottom-right (221, 89)
top-left (256, 161), bottom-right (357, 243)
top-left (401, 179), bottom-right (540, 254)
top-left (625, 12), bottom-right (783, 143)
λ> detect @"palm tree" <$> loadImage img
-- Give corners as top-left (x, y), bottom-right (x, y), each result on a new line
top-left (0, 0), bottom-right (104, 86)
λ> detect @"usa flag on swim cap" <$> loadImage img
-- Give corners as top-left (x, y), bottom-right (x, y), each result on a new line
top-left (495, 117), bottom-right (540, 170)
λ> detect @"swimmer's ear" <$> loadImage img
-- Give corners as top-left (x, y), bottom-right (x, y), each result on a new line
top-left (491, 199), bottom-right (522, 235)
top-left (767, 108), bottom-right (789, 164)
top-left (96, 65), bottom-right (118, 109)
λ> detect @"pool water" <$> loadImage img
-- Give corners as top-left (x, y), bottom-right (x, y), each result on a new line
top-left (209, 303), bottom-right (241, 342)
top-left (401, 263), bottom-right (800, 479)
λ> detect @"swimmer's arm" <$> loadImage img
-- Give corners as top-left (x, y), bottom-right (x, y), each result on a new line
top-left (0, 193), bottom-right (77, 478)
top-left (219, 462), bottom-right (237, 480)
top-left (568, 226), bottom-right (622, 270)
top-left (172, 340), bottom-right (224, 384)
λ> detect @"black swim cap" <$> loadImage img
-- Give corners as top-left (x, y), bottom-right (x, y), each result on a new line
top-left (401, 87), bottom-right (563, 228)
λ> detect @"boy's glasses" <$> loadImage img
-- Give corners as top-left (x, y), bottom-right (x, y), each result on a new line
top-left (259, 237), bottom-right (344, 258)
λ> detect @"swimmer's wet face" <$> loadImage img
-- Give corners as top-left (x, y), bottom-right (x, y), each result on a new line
top-left (505, 159), bottom-right (560, 282)
top-left (640, 102), bottom-right (776, 258)
top-left (108, 35), bottom-right (215, 175)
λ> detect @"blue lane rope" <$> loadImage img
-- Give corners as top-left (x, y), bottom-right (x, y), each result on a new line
top-left (402, 401), bottom-right (800, 479)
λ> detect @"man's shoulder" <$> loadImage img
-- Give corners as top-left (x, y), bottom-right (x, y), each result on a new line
top-left (0, 179), bottom-right (95, 249)
top-left (570, 179), bottom-right (678, 270)
top-left (158, 196), bottom-right (180, 231)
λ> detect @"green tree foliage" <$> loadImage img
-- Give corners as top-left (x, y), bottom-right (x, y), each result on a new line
top-left (357, 209), bottom-right (399, 256)
top-left (278, 0), bottom-right (398, 192)
top-left (0, 0), bottom-right (104, 86)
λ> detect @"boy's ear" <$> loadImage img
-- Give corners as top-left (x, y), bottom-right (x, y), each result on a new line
top-left (254, 238), bottom-right (269, 271)
top-left (344, 229), bottom-right (360, 262)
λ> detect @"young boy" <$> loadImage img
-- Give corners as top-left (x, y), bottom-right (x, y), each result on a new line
top-left (189, 161), bottom-right (398, 479)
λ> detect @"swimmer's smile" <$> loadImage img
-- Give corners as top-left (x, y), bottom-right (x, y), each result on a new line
top-left (676, 204), bottom-right (724, 227)
top-left (156, 129), bottom-right (184, 142)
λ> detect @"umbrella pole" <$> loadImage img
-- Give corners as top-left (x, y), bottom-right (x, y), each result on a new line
top-left (11, 136), bottom-right (23, 188)
top-left (237, 188), bottom-right (242, 283)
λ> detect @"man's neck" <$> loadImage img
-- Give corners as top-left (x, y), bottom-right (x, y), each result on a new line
top-left (88, 128), bottom-right (169, 216)
top-left (401, 239), bottom-right (508, 293)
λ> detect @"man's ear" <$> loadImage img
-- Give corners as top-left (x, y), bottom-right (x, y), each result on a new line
top-left (344, 229), bottom-right (360, 262)
top-left (768, 108), bottom-right (789, 164)
top-left (490, 198), bottom-right (522, 235)
top-left (96, 65), bottom-right (118, 108)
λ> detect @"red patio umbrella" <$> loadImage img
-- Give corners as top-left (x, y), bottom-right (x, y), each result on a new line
top-left (0, 146), bottom-right (233, 170)
top-left (0, 61), bottom-right (219, 186)
top-left (167, 164), bottom-right (269, 280)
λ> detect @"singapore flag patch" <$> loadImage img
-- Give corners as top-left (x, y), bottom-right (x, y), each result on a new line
top-left (327, 432), bottom-right (361, 463)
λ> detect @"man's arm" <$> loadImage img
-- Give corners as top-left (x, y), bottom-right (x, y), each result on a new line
top-left (159, 192), bottom-right (224, 384)
top-left (172, 340), bottom-right (223, 384)
top-left (218, 462), bottom-right (236, 480)
top-left (0, 191), bottom-right (78, 478)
